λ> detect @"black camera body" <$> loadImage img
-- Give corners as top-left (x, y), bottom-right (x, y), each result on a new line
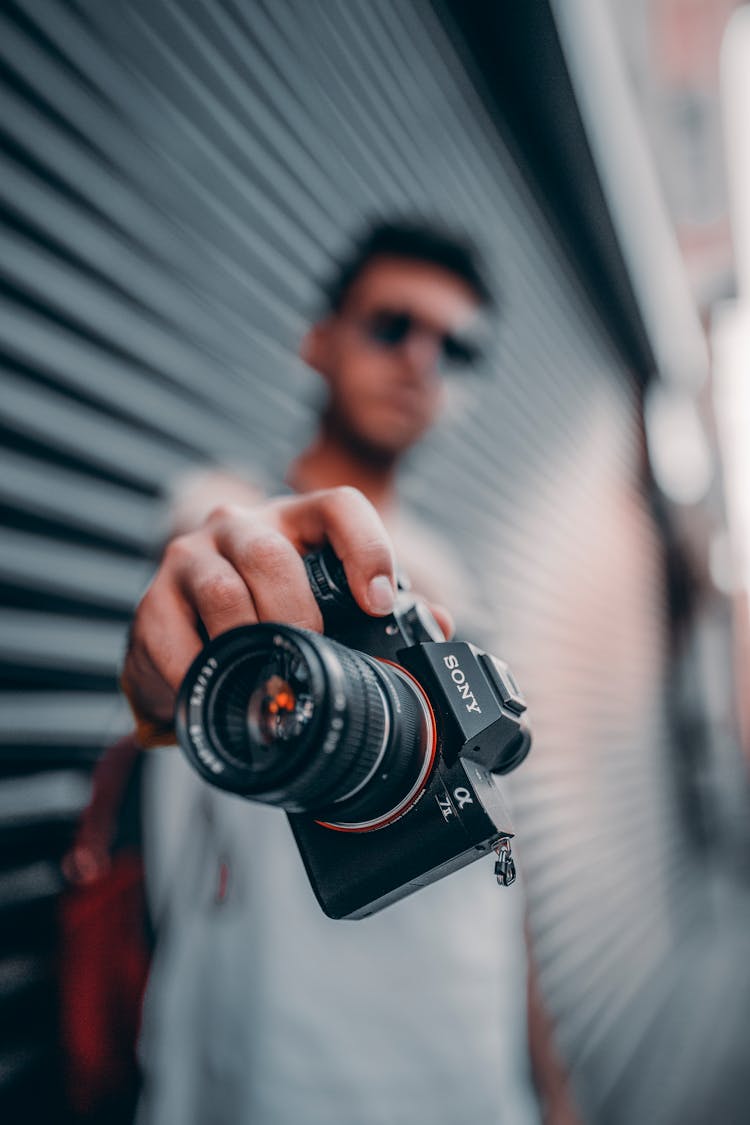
top-left (176, 547), bottom-right (530, 919)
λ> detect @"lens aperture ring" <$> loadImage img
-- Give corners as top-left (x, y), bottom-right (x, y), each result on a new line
top-left (318, 659), bottom-right (436, 831)
top-left (300, 639), bottom-right (388, 809)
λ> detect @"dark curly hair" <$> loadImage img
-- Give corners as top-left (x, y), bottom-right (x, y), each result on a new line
top-left (320, 219), bottom-right (494, 314)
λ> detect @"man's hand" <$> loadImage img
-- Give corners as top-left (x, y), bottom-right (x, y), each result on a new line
top-left (121, 487), bottom-right (398, 747)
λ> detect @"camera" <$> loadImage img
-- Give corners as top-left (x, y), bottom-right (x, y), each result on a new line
top-left (175, 546), bottom-right (531, 919)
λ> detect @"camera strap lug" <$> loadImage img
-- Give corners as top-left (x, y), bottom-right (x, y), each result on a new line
top-left (493, 838), bottom-right (516, 887)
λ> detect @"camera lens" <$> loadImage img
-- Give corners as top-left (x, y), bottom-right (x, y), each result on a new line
top-left (176, 625), bottom-right (436, 828)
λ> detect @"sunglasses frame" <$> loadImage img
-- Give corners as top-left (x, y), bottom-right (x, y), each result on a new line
top-left (354, 309), bottom-right (483, 370)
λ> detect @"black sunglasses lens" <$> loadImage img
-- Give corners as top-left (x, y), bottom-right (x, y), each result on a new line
top-left (365, 312), bottom-right (411, 346)
top-left (442, 335), bottom-right (482, 368)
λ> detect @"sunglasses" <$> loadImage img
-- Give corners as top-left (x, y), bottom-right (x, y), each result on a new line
top-left (357, 310), bottom-right (484, 370)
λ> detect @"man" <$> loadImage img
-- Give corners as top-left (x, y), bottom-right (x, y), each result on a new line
top-left (123, 222), bottom-right (541, 1124)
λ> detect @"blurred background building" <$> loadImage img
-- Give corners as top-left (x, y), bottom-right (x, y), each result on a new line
top-left (1, 1), bottom-right (748, 1122)
top-left (610, 0), bottom-right (740, 315)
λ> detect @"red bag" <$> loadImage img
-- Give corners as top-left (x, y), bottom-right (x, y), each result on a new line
top-left (59, 733), bottom-right (151, 1120)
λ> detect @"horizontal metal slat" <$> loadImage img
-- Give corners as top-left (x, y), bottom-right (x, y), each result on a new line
top-left (0, 692), bottom-right (131, 747)
top-left (0, 771), bottom-right (90, 830)
top-left (0, 447), bottom-right (161, 551)
top-left (0, 955), bottom-right (49, 1005)
top-left (0, 860), bottom-right (63, 913)
top-left (0, 366), bottom-right (191, 491)
top-left (0, 528), bottom-right (152, 609)
top-left (0, 298), bottom-right (253, 458)
top-left (0, 611), bottom-right (126, 675)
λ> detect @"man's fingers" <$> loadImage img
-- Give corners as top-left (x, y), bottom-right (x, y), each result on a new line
top-left (121, 579), bottom-right (204, 746)
top-left (178, 549), bottom-right (259, 638)
top-left (275, 487), bottom-right (396, 616)
top-left (216, 523), bottom-right (323, 632)
top-left (132, 581), bottom-right (203, 695)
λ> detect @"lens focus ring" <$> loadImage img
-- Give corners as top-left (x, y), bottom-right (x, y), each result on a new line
top-left (287, 638), bottom-right (388, 809)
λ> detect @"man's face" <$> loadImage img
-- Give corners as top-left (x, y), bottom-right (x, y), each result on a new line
top-left (304, 256), bottom-right (483, 460)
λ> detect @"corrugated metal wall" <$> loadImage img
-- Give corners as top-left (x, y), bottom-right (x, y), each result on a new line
top-left (1, 1), bottom-right (744, 1122)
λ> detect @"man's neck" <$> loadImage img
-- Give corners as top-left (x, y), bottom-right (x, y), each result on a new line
top-left (287, 432), bottom-right (399, 516)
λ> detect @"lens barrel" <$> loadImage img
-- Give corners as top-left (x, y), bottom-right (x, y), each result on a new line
top-left (176, 624), bottom-right (434, 827)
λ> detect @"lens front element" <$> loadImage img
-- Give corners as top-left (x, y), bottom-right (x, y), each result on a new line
top-left (247, 657), bottom-right (315, 749)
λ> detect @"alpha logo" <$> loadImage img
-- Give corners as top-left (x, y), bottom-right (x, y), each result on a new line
top-left (442, 654), bottom-right (482, 715)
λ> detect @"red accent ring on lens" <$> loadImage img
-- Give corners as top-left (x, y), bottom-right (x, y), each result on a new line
top-left (315, 659), bottom-right (438, 834)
